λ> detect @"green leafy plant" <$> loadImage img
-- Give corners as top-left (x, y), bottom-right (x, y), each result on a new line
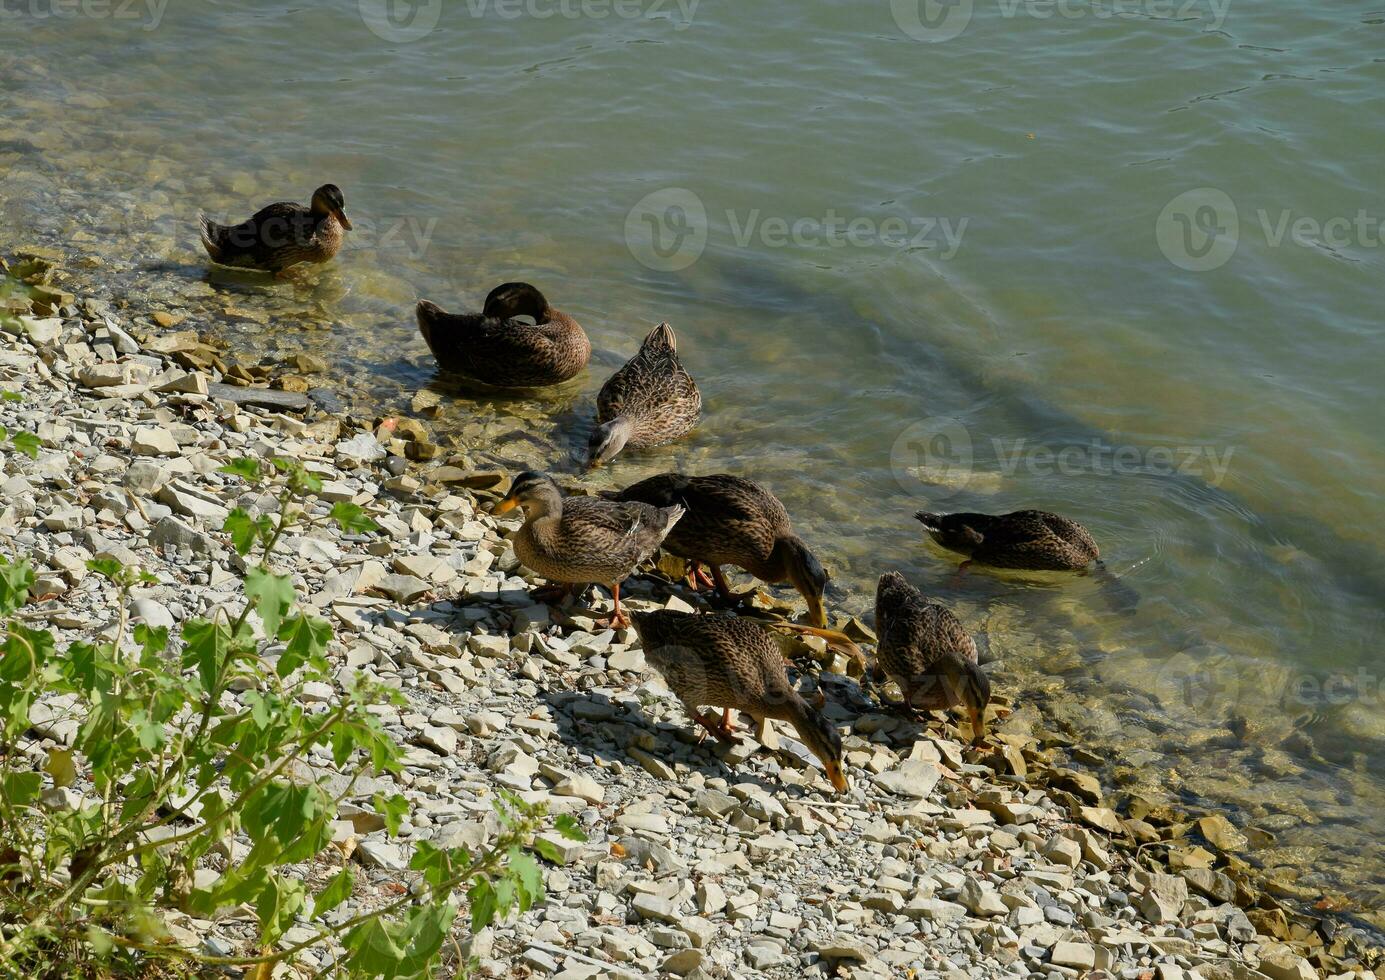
top-left (0, 456), bottom-right (582, 977)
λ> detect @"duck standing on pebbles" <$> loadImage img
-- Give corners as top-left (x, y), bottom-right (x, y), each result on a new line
top-left (586, 322), bottom-right (700, 468)
top-left (915, 509), bottom-right (1099, 573)
top-left (415, 282), bottom-right (590, 387)
top-left (492, 471), bottom-right (683, 628)
top-left (874, 571), bottom-right (990, 741)
top-left (198, 184), bottom-right (351, 275)
top-left (603, 472), bottom-right (829, 627)
top-left (630, 611), bottom-right (849, 794)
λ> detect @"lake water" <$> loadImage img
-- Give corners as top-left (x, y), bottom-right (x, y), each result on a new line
top-left (2, 0), bottom-right (1382, 920)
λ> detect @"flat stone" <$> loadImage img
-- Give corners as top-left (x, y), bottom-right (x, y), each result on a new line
top-left (375, 574), bottom-right (430, 603)
top-left (873, 759), bottom-right (941, 799)
top-left (132, 427), bottom-right (180, 457)
top-left (1050, 941), bottom-right (1096, 970)
top-left (207, 382), bottom-right (309, 411)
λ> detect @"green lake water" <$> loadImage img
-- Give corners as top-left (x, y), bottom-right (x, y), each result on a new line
top-left (1, 0), bottom-right (1382, 918)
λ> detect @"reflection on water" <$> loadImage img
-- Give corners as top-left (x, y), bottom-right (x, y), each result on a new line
top-left (2, 0), bottom-right (1383, 918)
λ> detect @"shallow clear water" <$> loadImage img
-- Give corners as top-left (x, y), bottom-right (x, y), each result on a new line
top-left (2, 0), bottom-right (1382, 914)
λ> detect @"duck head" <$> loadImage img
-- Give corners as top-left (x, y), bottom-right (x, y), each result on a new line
top-left (772, 536), bottom-right (828, 628)
top-left (483, 282), bottom-right (550, 322)
top-left (492, 470), bottom-right (562, 520)
top-left (310, 184), bottom-right (351, 230)
top-left (914, 511), bottom-right (984, 555)
top-left (586, 417), bottom-right (633, 469)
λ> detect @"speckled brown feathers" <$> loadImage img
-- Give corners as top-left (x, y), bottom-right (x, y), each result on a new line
top-left (605, 473), bottom-right (828, 625)
top-left (416, 282), bottom-right (590, 388)
top-left (587, 322), bottom-right (700, 467)
top-left (874, 571), bottom-right (989, 738)
top-left (914, 509), bottom-right (1099, 571)
top-left (631, 611), bottom-right (848, 792)
top-left (198, 184), bottom-right (350, 274)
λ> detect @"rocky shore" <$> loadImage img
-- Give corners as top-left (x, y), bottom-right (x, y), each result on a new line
top-left (1, 252), bottom-right (1379, 979)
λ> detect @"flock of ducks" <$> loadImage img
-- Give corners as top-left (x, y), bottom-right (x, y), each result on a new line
top-left (197, 185), bottom-right (1114, 796)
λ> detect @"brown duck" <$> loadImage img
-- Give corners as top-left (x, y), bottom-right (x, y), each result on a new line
top-left (587, 322), bottom-right (700, 467)
top-left (198, 184), bottom-right (351, 274)
top-left (415, 282), bottom-right (590, 388)
top-left (914, 509), bottom-right (1099, 572)
top-left (603, 473), bottom-right (828, 627)
top-left (630, 611), bottom-right (848, 793)
top-left (493, 471), bottom-right (682, 628)
top-left (874, 571), bottom-right (990, 741)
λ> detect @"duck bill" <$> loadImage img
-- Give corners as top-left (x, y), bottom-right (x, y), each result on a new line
top-left (968, 706), bottom-right (988, 744)
top-left (492, 496), bottom-right (519, 515)
top-left (805, 592), bottom-right (828, 629)
top-left (333, 207), bottom-right (353, 231)
top-left (825, 761), bottom-right (849, 794)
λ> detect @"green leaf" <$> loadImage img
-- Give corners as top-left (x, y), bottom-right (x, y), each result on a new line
top-left (84, 558), bottom-right (124, 583)
top-left (222, 508), bottom-right (259, 556)
top-left (555, 813), bottom-right (587, 841)
top-left (245, 565), bottom-right (295, 637)
top-left (8, 430), bottom-right (39, 459)
top-left (182, 618), bottom-right (233, 694)
top-left (315, 866), bottom-right (354, 917)
top-left (219, 457), bottom-right (264, 482)
top-left (276, 613), bottom-right (332, 677)
top-left (467, 878), bottom-right (497, 934)
top-left (133, 622), bottom-right (169, 659)
top-left (328, 501), bottom-right (378, 534)
top-left (0, 390), bottom-right (21, 402)
top-left (373, 792), bottom-right (408, 837)
top-left (1, 770), bottom-right (43, 805)
top-left (532, 836), bottom-right (568, 865)
top-left (508, 848), bottom-right (544, 911)
top-left (0, 556), bottom-right (34, 616)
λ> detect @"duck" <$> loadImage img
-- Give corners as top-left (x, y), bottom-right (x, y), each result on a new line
top-left (198, 184), bottom-right (351, 274)
top-left (914, 509), bottom-right (1099, 572)
top-left (874, 571), bottom-right (990, 742)
top-left (587, 322), bottom-right (700, 467)
top-left (603, 473), bottom-right (828, 627)
top-left (630, 611), bottom-right (848, 793)
top-left (492, 471), bottom-right (683, 628)
top-left (415, 282), bottom-right (591, 388)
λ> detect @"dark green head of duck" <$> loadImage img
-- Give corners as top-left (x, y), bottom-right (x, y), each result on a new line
top-left (483, 282), bottom-right (550, 322)
top-left (914, 511), bottom-right (985, 556)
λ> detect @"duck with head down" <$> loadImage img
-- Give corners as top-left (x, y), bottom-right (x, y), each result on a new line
top-left (198, 183), bottom-right (351, 275)
top-left (587, 321), bottom-right (700, 468)
top-left (491, 471), bottom-right (683, 628)
top-left (630, 610), bottom-right (849, 794)
top-left (603, 472), bottom-right (829, 627)
top-left (873, 571), bottom-right (990, 742)
top-left (915, 509), bottom-right (1099, 573)
top-left (416, 282), bottom-right (590, 388)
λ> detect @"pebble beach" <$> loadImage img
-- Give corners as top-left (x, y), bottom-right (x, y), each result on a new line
top-left (2, 248), bottom-right (1379, 979)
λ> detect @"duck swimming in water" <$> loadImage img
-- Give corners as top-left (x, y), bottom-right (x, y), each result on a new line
top-left (587, 322), bottom-right (700, 468)
top-left (416, 282), bottom-right (590, 388)
top-left (198, 184), bottom-right (351, 275)
top-left (914, 509), bottom-right (1099, 572)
